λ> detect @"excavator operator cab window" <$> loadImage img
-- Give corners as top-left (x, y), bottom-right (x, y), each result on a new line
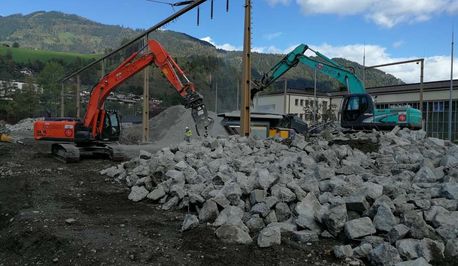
top-left (344, 95), bottom-right (369, 122)
top-left (102, 112), bottom-right (121, 141)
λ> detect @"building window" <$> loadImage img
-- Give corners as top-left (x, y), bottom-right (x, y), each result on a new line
top-left (300, 99), bottom-right (304, 106)
top-left (305, 100), bottom-right (309, 106)
top-left (295, 99), bottom-right (299, 106)
top-left (433, 101), bottom-right (444, 112)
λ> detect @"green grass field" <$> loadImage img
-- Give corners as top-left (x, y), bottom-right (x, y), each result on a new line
top-left (0, 46), bottom-right (99, 63)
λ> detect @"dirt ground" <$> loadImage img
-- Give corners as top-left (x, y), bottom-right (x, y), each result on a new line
top-left (0, 140), bottom-right (348, 266)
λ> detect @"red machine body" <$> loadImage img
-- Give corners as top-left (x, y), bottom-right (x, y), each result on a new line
top-left (34, 119), bottom-right (78, 141)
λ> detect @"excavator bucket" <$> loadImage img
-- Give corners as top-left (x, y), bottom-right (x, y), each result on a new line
top-left (0, 133), bottom-right (13, 143)
top-left (191, 104), bottom-right (214, 137)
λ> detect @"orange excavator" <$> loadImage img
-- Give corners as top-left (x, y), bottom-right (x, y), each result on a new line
top-left (34, 40), bottom-right (213, 162)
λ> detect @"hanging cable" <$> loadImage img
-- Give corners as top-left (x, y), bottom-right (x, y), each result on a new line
top-left (211, 0), bottom-right (214, 19)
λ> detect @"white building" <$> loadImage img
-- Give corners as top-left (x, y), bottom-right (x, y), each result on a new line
top-left (0, 80), bottom-right (42, 99)
top-left (253, 89), bottom-right (331, 123)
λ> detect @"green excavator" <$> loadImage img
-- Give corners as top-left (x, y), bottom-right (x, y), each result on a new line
top-left (252, 44), bottom-right (423, 130)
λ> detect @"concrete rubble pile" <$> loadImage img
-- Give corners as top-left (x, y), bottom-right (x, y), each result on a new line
top-left (102, 127), bottom-right (458, 265)
top-left (5, 118), bottom-right (36, 132)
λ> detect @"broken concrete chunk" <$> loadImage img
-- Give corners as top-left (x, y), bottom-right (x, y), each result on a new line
top-left (445, 239), bottom-right (458, 257)
top-left (181, 214), bottom-right (199, 231)
top-left (174, 161), bottom-right (188, 171)
top-left (441, 183), bottom-right (458, 200)
top-left (264, 196), bottom-right (279, 209)
top-left (396, 239), bottom-right (420, 260)
top-left (417, 238), bottom-right (445, 262)
top-left (293, 230), bottom-right (319, 243)
top-left (363, 182), bottom-right (384, 200)
top-left (198, 200), bottom-right (219, 223)
top-left (251, 202), bottom-right (270, 217)
top-left (413, 166), bottom-right (439, 183)
top-left (353, 243), bottom-right (372, 258)
top-left (345, 194), bottom-right (370, 213)
top-left (215, 225), bottom-right (252, 244)
top-left (213, 206), bottom-right (246, 229)
top-left (333, 245), bottom-right (353, 259)
top-left (295, 192), bottom-right (321, 217)
top-left (223, 182), bottom-right (242, 205)
top-left (161, 196), bottom-right (179, 210)
top-left (323, 204), bottom-right (348, 237)
top-left (147, 185), bottom-right (166, 201)
top-left (275, 202), bottom-right (291, 222)
top-left (431, 209), bottom-right (458, 228)
top-left (368, 242), bottom-right (402, 266)
top-left (250, 189), bottom-right (266, 205)
top-left (264, 210), bottom-right (278, 224)
top-left (257, 226), bottom-right (281, 248)
top-left (344, 217), bottom-right (376, 240)
top-left (295, 214), bottom-right (321, 232)
top-left (373, 204), bottom-right (397, 232)
top-left (128, 186), bottom-right (149, 202)
top-left (246, 214), bottom-right (265, 233)
top-left (165, 170), bottom-right (185, 184)
top-left (271, 186), bottom-right (296, 202)
top-left (256, 168), bottom-right (276, 190)
top-left (388, 224), bottom-right (410, 243)
top-left (394, 257), bottom-right (431, 266)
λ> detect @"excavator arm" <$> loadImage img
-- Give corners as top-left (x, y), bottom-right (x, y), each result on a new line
top-left (251, 44), bottom-right (365, 99)
top-left (83, 40), bottom-right (212, 139)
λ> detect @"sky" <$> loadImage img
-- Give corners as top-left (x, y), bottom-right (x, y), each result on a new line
top-left (1, 0), bottom-right (458, 83)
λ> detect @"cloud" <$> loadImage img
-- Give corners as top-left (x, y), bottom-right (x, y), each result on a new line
top-left (263, 32), bottom-right (283, 40)
top-left (294, 0), bottom-right (457, 27)
top-left (392, 40), bottom-right (404, 48)
top-left (309, 43), bottom-right (458, 82)
top-left (199, 36), bottom-right (457, 83)
top-left (253, 44), bottom-right (300, 54)
top-left (200, 36), bottom-right (241, 51)
top-left (265, 0), bottom-right (291, 6)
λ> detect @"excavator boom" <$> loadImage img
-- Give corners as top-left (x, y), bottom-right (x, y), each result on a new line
top-left (252, 43), bottom-right (365, 97)
top-left (84, 40), bottom-right (212, 139)
top-left (251, 43), bottom-right (422, 130)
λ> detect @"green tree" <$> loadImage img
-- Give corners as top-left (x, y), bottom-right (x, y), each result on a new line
top-left (37, 61), bottom-right (65, 116)
top-left (12, 77), bottom-right (40, 119)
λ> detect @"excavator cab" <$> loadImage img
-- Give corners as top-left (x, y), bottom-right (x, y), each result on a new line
top-left (101, 111), bottom-right (121, 141)
top-left (341, 94), bottom-right (375, 129)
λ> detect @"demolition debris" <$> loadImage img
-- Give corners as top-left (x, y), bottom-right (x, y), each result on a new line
top-left (103, 127), bottom-right (458, 265)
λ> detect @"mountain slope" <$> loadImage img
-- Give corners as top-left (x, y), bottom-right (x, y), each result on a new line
top-left (0, 11), bottom-right (404, 97)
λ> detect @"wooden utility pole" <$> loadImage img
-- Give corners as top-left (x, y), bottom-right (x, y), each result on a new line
top-left (240, 0), bottom-right (251, 136)
top-left (76, 75), bottom-right (81, 118)
top-left (142, 36), bottom-right (150, 143)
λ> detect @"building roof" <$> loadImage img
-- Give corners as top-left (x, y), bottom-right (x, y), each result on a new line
top-left (258, 88), bottom-right (330, 97)
top-left (259, 79), bottom-right (458, 98)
